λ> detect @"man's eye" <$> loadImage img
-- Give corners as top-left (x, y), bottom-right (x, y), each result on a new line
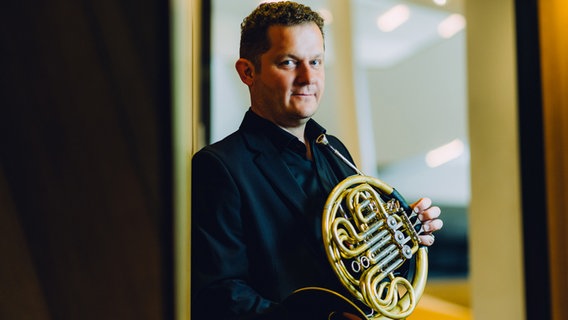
top-left (279, 60), bottom-right (296, 67)
top-left (311, 59), bottom-right (322, 66)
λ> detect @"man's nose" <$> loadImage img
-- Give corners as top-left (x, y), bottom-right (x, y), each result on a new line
top-left (295, 62), bottom-right (317, 85)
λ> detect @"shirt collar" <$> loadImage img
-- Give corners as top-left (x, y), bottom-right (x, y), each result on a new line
top-left (242, 109), bottom-right (327, 151)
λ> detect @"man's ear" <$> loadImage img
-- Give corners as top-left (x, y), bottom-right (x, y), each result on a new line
top-left (235, 58), bottom-right (256, 86)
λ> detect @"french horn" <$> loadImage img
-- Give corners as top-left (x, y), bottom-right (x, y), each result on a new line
top-left (284, 134), bottom-right (428, 320)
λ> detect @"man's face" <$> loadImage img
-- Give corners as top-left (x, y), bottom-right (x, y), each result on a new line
top-left (249, 22), bottom-right (325, 129)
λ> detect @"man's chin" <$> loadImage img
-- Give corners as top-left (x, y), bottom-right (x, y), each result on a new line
top-left (290, 103), bottom-right (319, 116)
top-left (296, 109), bottom-right (318, 121)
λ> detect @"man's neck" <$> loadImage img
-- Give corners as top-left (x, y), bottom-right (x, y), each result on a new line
top-left (278, 124), bottom-right (314, 160)
top-left (279, 124), bottom-right (307, 143)
top-left (249, 108), bottom-right (310, 142)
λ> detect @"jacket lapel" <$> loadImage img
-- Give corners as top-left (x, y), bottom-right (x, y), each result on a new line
top-left (242, 129), bottom-right (307, 215)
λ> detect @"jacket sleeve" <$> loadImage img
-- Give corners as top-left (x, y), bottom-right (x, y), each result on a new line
top-left (190, 148), bottom-right (287, 320)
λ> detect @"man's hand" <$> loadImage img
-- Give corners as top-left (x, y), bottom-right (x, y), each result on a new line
top-left (411, 197), bottom-right (443, 246)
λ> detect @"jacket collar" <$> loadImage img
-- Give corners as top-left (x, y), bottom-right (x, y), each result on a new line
top-left (238, 110), bottom-right (324, 214)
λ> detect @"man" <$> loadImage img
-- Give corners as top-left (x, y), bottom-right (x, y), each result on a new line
top-left (191, 2), bottom-right (443, 320)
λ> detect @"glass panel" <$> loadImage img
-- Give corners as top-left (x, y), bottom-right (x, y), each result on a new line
top-left (207, 0), bottom-right (470, 316)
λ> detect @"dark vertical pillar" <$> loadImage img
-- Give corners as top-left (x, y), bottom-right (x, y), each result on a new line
top-left (514, 1), bottom-right (551, 319)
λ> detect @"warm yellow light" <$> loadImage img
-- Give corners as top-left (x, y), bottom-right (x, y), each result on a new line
top-left (377, 5), bottom-right (410, 32)
top-left (433, 0), bottom-right (447, 6)
top-left (438, 14), bottom-right (466, 38)
top-left (425, 139), bottom-right (465, 168)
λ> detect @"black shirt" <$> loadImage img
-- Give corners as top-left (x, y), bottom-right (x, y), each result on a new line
top-left (247, 111), bottom-right (344, 246)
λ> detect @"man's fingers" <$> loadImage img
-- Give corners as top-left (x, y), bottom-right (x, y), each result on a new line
top-left (411, 197), bottom-right (432, 213)
top-left (419, 206), bottom-right (441, 221)
top-left (422, 218), bottom-right (444, 233)
top-left (419, 234), bottom-right (436, 246)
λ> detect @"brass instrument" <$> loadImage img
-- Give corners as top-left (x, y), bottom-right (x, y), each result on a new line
top-left (285, 134), bottom-right (428, 320)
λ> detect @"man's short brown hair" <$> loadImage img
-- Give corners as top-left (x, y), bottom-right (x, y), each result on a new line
top-left (239, 1), bottom-right (325, 70)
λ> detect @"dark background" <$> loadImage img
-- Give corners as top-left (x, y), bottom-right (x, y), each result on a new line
top-left (0, 1), bottom-right (173, 319)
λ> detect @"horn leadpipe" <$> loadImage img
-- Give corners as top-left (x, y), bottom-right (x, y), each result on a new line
top-left (316, 134), bottom-right (364, 176)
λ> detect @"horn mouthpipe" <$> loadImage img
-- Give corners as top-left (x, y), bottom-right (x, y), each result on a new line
top-left (316, 134), bottom-right (364, 176)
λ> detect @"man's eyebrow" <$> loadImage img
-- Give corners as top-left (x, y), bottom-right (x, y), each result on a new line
top-left (275, 53), bottom-right (298, 60)
top-left (275, 53), bottom-right (324, 60)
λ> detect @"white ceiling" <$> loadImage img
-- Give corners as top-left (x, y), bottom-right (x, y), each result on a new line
top-left (353, 0), bottom-right (457, 68)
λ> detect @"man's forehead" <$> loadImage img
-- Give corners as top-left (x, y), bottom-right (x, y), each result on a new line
top-left (266, 22), bottom-right (323, 36)
top-left (266, 24), bottom-right (324, 49)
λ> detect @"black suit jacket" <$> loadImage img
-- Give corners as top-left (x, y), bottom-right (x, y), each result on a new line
top-left (191, 111), bottom-right (357, 320)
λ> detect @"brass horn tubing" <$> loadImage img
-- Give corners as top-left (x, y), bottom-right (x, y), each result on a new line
top-left (373, 279), bottom-right (403, 310)
top-left (372, 247), bottom-right (402, 272)
top-left (329, 230), bottom-right (402, 290)
top-left (353, 198), bottom-right (378, 225)
top-left (328, 244), bottom-right (366, 301)
top-left (368, 241), bottom-right (398, 264)
top-left (360, 272), bottom-right (411, 317)
top-left (367, 248), bottom-right (428, 320)
top-left (348, 185), bottom-right (385, 226)
top-left (370, 277), bottom-right (415, 319)
top-left (333, 185), bottom-right (384, 231)
top-left (332, 218), bottom-right (403, 263)
top-left (336, 184), bottom-right (382, 230)
top-left (360, 248), bottom-right (404, 288)
top-left (331, 218), bottom-right (387, 258)
top-left (382, 257), bottom-right (405, 276)
top-left (360, 271), bottom-right (414, 319)
top-left (330, 189), bottom-right (388, 256)
top-left (363, 260), bottom-right (403, 293)
top-left (331, 206), bottom-right (409, 281)
top-left (324, 214), bottom-right (362, 296)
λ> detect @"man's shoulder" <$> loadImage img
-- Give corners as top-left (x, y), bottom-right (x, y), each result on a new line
top-left (194, 131), bottom-right (246, 159)
top-left (324, 134), bottom-right (350, 152)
